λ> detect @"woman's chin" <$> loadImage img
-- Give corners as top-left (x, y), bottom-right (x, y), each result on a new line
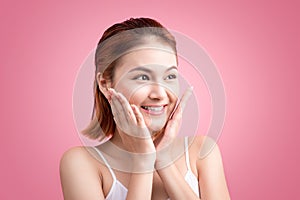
top-left (146, 119), bottom-right (166, 132)
top-left (148, 126), bottom-right (164, 133)
top-left (143, 115), bottom-right (168, 140)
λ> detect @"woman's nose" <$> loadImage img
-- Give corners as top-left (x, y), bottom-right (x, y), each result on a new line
top-left (148, 83), bottom-right (168, 100)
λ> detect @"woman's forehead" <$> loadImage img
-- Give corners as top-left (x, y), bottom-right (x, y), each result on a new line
top-left (115, 47), bottom-right (177, 73)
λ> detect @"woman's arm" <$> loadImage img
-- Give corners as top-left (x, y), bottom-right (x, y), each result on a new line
top-left (156, 136), bottom-right (231, 200)
top-left (108, 88), bottom-right (156, 200)
top-left (157, 164), bottom-right (201, 200)
top-left (60, 147), bottom-right (105, 200)
top-left (126, 172), bottom-right (154, 200)
top-left (197, 137), bottom-right (231, 200)
top-left (155, 87), bottom-right (201, 199)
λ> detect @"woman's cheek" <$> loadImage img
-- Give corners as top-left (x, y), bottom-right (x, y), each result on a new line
top-left (114, 84), bottom-right (139, 102)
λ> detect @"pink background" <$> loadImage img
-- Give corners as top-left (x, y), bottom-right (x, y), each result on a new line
top-left (1, 0), bottom-right (299, 199)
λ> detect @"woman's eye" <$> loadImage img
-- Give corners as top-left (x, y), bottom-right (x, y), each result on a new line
top-left (135, 75), bottom-right (150, 80)
top-left (166, 74), bottom-right (177, 80)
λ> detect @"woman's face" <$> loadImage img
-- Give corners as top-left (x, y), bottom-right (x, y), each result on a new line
top-left (112, 44), bottom-right (179, 132)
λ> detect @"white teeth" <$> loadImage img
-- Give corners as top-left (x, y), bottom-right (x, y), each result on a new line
top-left (142, 106), bottom-right (163, 111)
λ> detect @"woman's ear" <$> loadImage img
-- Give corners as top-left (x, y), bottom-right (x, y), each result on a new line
top-left (96, 72), bottom-right (112, 100)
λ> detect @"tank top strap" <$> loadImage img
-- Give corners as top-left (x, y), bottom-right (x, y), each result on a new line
top-left (184, 137), bottom-right (192, 171)
top-left (92, 147), bottom-right (117, 182)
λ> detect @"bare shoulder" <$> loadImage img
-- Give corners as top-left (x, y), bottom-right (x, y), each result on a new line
top-left (188, 135), bottom-right (222, 163)
top-left (60, 146), bottom-right (105, 200)
top-left (60, 146), bottom-right (99, 171)
top-left (189, 135), bottom-right (219, 151)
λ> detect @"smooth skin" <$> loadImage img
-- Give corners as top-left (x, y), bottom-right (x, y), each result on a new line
top-left (60, 45), bottom-right (230, 200)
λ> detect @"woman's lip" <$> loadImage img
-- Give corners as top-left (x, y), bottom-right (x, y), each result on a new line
top-left (140, 105), bottom-right (167, 115)
top-left (141, 104), bottom-right (168, 107)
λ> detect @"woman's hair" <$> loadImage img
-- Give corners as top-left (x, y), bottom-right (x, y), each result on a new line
top-left (82, 17), bottom-right (177, 140)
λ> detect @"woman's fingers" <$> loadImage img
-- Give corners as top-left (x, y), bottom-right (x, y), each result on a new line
top-left (109, 89), bottom-right (125, 127)
top-left (131, 105), bottom-right (152, 138)
top-left (131, 104), bottom-right (146, 127)
top-left (116, 91), bottom-right (137, 124)
top-left (171, 86), bottom-right (193, 120)
top-left (166, 86), bottom-right (193, 138)
top-left (109, 88), bottom-right (140, 127)
top-left (179, 86), bottom-right (193, 112)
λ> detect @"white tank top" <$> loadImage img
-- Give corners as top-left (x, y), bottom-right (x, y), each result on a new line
top-left (93, 137), bottom-right (200, 199)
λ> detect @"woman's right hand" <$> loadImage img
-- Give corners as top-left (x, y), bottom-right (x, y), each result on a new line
top-left (108, 88), bottom-right (156, 154)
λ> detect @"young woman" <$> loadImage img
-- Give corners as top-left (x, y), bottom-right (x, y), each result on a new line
top-left (60, 17), bottom-right (230, 200)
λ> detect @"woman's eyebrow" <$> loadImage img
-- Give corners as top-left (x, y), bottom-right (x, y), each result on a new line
top-left (166, 66), bottom-right (178, 72)
top-left (128, 66), bottom-right (152, 73)
top-left (129, 66), bottom-right (178, 73)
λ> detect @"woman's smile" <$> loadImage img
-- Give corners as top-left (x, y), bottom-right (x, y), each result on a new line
top-left (140, 104), bottom-right (168, 116)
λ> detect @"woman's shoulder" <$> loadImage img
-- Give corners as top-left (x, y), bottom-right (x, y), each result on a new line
top-left (60, 146), bottom-right (107, 199)
top-left (60, 146), bottom-right (100, 174)
top-left (61, 146), bottom-right (94, 162)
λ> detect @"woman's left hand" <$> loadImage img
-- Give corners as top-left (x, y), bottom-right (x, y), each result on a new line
top-left (154, 86), bottom-right (193, 168)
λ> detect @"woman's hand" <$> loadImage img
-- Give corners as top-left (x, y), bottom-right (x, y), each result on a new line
top-left (154, 87), bottom-right (193, 169)
top-left (108, 87), bottom-right (193, 170)
top-left (108, 88), bottom-right (156, 154)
